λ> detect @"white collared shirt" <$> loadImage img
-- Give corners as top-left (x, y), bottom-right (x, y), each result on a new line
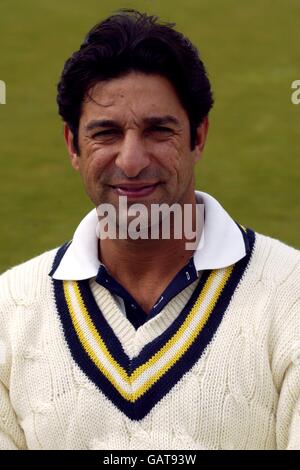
top-left (51, 191), bottom-right (247, 281)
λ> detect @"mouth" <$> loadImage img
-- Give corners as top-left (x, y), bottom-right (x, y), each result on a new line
top-left (109, 182), bottom-right (161, 198)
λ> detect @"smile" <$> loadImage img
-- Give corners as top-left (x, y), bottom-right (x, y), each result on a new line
top-left (110, 183), bottom-right (161, 198)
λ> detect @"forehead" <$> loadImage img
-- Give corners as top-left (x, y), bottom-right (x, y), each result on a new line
top-left (80, 72), bottom-right (188, 124)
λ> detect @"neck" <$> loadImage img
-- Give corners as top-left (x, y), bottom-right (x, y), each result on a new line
top-left (100, 237), bottom-right (194, 281)
top-left (99, 193), bottom-right (202, 284)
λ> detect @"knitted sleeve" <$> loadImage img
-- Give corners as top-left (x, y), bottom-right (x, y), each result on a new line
top-left (277, 351), bottom-right (300, 449)
top-left (273, 257), bottom-right (300, 450)
top-left (0, 381), bottom-right (26, 449)
top-left (0, 272), bottom-right (27, 450)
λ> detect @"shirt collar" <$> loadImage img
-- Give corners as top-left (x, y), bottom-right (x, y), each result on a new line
top-left (51, 191), bottom-right (248, 280)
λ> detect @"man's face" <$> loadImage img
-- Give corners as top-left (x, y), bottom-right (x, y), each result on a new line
top-left (65, 71), bottom-right (208, 220)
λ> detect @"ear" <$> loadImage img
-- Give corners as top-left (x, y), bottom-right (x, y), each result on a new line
top-left (64, 123), bottom-right (80, 171)
top-left (193, 116), bottom-right (209, 162)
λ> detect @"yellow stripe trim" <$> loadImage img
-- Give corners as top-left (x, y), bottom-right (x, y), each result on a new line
top-left (64, 266), bottom-right (233, 402)
top-left (64, 282), bottom-right (132, 400)
top-left (130, 266), bottom-right (233, 400)
top-left (130, 269), bottom-right (219, 381)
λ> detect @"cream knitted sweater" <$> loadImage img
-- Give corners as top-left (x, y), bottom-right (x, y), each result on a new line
top-left (0, 229), bottom-right (300, 450)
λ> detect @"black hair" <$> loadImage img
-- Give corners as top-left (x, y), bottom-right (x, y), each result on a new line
top-left (57, 9), bottom-right (213, 153)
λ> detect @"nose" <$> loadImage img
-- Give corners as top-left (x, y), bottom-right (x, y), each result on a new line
top-left (115, 130), bottom-right (150, 177)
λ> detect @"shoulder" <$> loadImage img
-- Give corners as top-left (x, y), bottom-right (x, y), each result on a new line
top-left (250, 231), bottom-right (300, 348)
top-left (0, 249), bottom-right (61, 375)
top-left (250, 232), bottom-right (300, 388)
top-left (245, 230), bottom-right (300, 334)
top-left (251, 230), bottom-right (300, 288)
top-left (0, 248), bottom-right (60, 305)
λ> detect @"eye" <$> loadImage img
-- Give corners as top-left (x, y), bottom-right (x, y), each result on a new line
top-left (151, 126), bottom-right (173, 133)
top-left (92, 129), bottom-right (121, 139)
top-left (147, 126), bottom-right (174, 141)
top-left (147, 126), bottom-right (174, 139)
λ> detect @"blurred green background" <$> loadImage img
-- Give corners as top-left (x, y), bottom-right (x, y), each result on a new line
top-left (0, 0), bottom-right (299, 272)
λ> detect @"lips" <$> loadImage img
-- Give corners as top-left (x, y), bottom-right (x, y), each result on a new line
top-left (110, 182), bottom-right (160, 198)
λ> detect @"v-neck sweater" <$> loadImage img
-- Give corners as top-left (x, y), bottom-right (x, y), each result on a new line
top-left (0, 229), bottom-right (300, 449)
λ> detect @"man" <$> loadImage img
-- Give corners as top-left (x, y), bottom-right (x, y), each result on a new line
top-left (0, 10), bottom-right (299, 450)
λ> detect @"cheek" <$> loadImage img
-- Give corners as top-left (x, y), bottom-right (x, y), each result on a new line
top-left (88, 144), bottom-right (114, 162)
top-left (82, 148), bottom-right (114, 178)
top-left (153, 142), bottom-right (182, 172)
top-left (162, 150), bottom-right (191, 179)
top-left (171, 153), bottom-right (194, 186)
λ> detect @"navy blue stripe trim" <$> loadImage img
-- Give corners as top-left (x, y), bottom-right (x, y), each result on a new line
top-left (77, 280), bottom-right (130, 369)
top-left (53, 277), bottom-right (132, 416)
top-left (132, 270), bottom-right (210, 369)
top-left (78, 268), bottom-right (209, 370)
top-left (234, 221), bottom-right (250, 253)
top-left (132, 228), bottom-right (256, 419)
top-left (52, 228), bottom-right (256, 421)
top-left (48, 241), bottom-right (72, 277)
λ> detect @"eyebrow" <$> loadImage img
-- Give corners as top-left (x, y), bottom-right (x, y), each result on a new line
top-left (143, 115), bottom-right (180, 127)
top-left (84, 119), bottom-right (119, 132)
top-left (84, 115), bottom-right (181, 132)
